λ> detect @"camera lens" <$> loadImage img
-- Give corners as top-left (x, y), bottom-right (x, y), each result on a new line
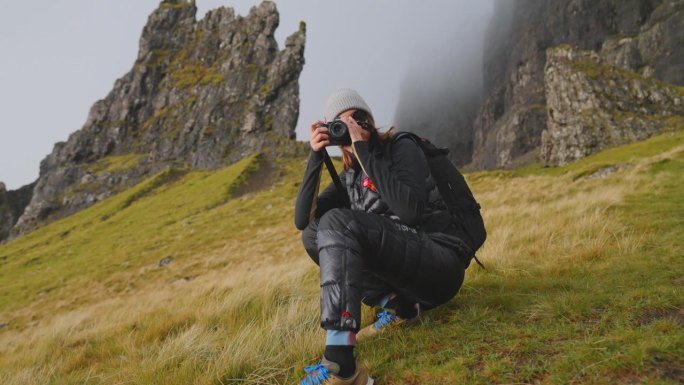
top-left (325, 119), bottom-right (351, 146)
top-left (328, 120), bottom-right (347, 138)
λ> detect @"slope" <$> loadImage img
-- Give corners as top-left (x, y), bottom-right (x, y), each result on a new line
top-left (1, 132), bottom-right (683, 384)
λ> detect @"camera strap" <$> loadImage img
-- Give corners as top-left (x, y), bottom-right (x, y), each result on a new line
top-left (321, 148), bottom-right (350, 207)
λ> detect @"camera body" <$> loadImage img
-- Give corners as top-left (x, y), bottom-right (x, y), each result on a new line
top-left (319, 119), bottom-right (351, 146)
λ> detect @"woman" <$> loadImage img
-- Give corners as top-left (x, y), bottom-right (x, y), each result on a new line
top-left (294, 89), bottom-right (473, 385)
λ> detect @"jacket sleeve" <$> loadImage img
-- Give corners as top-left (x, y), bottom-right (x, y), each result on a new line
top-left (351, 137), bottom-right (427, 226)
top-left (294, 150), bottom-right (348, 230)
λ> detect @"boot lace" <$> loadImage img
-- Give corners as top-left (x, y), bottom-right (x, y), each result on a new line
top-left (300, 361), bottom-right (330, 385)
top-left (373, 310), bottom-right (398, 329)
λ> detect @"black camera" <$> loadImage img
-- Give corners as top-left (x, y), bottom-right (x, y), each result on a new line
top-left (319, 119), bottom-right (351, 146)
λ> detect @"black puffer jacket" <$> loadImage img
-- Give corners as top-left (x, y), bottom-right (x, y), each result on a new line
top-left (295, 136), bottom-right (469, 254)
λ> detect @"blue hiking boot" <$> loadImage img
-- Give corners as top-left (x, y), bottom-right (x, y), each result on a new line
top-left (300, 357), bottom-right (374, 385)
top-left (356, 305), bottom-right (420, 341)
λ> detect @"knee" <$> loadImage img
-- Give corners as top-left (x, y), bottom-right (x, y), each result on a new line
top-left (317, 208), bottom-right (358, 250)
top-left (301, 220), bottom-right (320, 264)
top-left (318, 208), bottom-right (353, 231)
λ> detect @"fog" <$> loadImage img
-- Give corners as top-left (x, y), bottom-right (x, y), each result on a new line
top-left (0, 1), bottom-right (495, 189)
top-left (393, 4), bottom-right (495, 164)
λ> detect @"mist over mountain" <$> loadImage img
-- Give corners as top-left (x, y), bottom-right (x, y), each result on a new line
top-left (395, 0), bottom-right (683, 169)
top-left (393, 3), bottom-right (492, 166)
top-left (471, 0), bottom-right (684, 169)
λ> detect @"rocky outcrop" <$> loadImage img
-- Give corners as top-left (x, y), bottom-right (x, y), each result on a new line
top-left (470, 0), bottom-right (684, 169)
top-left (541, 45), bottom-right (684, 165)
top-left (0, 183), bottom-right (12, 241)
top-left (598, 1), bottom-right (684, 86)
top-left (0, 182), bottom-right (34, 242)
top-left (9, 0), bottom-right (305, 240)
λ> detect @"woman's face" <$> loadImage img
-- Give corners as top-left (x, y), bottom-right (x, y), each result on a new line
top-left (339, 109), bottom-right (371, 153)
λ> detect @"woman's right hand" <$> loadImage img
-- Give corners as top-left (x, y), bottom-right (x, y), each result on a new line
top-left (309, 119), bottom-right (329, 152)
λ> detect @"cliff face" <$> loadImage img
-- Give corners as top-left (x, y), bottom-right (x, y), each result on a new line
top-left (470, 0), bottom-right (684, 169)
top-left (542, 45), bottom-right (684, 165)
top-left (0, 183), bottom-right (12, 241)
top-left (9, 0), bottom-right (305, 240)
top-left (0, 182), bottom-right (34, 242)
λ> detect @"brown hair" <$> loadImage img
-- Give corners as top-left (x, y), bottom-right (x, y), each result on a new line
top-left (340, 111), bottom-right (395, 170)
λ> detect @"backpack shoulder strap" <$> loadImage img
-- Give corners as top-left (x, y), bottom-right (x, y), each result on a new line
top-left (390, 131), bottom-right (419, 150)
top-left (392, 131), bottom-right (420, 142)
top-left (387, 131), bottom-right (419, 162)
top-left (391, 131), bottom-right (449, 157)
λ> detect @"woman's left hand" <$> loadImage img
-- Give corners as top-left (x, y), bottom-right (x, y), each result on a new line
top-left (341, 115), bottom-right (366, 143)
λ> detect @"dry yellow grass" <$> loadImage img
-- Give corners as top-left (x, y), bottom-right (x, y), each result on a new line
top-left (2, 245), bottom-right (321, 384)
top-left (473, 161), bottom-right (661, 272)
top-left (1, 132), bottom-right (683, 384)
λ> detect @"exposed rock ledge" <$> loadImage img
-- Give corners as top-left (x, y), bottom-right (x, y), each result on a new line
top-left (541, 45), bottom-right (684, 166)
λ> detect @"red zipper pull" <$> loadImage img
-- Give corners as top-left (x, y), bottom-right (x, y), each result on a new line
top-left (362, 176), bottom-right (377, 192)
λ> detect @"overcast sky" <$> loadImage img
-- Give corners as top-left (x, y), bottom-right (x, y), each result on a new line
top-left (0, 1), bottom-right (494, 190)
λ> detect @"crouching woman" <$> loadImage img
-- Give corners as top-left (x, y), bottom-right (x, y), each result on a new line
top-left (294, 89), bottom-right (475, 385)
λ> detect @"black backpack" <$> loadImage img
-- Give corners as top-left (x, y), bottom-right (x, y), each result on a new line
top-left (393, 132), bottom-right (487, 264)
top-left (320, 132), bottom-right (487, 266)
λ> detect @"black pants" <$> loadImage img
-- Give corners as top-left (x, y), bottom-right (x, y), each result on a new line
top-left (302, 208), bottom-right (467, 332)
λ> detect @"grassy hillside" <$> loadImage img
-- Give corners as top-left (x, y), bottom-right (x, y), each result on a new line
top-left (1, 132), bottom-right (683, 384)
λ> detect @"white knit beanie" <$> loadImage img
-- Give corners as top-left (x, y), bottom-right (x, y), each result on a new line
top-left (323, 88), bottom-right (374, 122)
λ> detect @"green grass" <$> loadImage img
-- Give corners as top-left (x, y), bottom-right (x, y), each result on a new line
top-left (0, 154), bottom-right (261, 314)
top-left (169, 61), bottom-right (224, 90)
top-left (159, 1), bottom-right (194, 10)
top-left (85, 153), bottom-right (144, 176)
top-left (0, 133), bottom-right (682, 384)
top-left (502, 130), bottom-right (684, 179)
